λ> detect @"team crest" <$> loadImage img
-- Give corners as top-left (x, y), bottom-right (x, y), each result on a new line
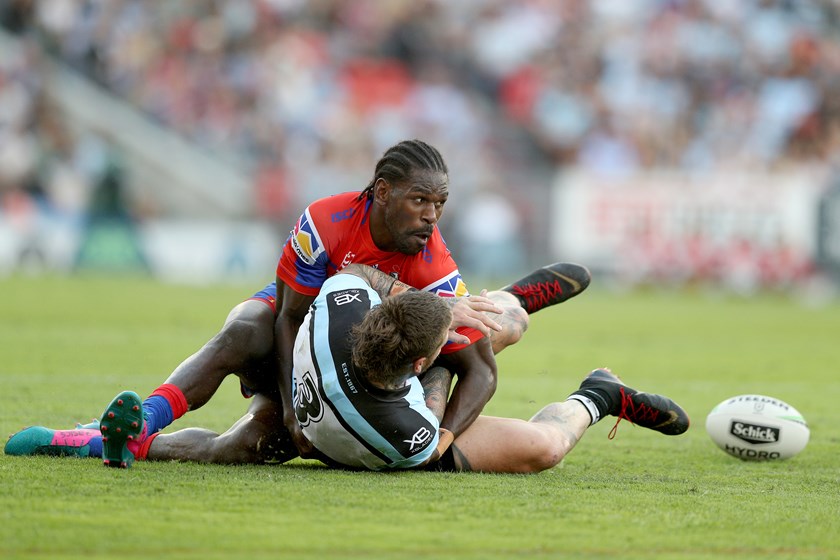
top-left (290, 211), bottom-right (323, 266)
top-left (424, 271), bottom-right (469, 298)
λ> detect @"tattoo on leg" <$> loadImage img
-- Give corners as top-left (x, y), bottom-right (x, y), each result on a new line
top-left (491, 305), bottom-right (528, 350)
top-left (504, 305), bottom-right (529, 335)
top-left (451, 444), bottom-right (472, 472)
top-left (531, 405), bottom-right (581, 448)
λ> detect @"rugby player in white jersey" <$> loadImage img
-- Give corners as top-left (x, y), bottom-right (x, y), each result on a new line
top-left (290, 263), bottom-right (690, 473)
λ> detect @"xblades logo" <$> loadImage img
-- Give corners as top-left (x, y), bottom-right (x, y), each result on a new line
top-left (404, 427), bottom-right (432, 453)
top-left (729, 421), bottom-right (779, 444)
top-left (333, 291), bottom-right (361, 306)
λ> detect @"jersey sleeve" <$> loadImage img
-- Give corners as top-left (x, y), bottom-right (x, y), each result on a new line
top-left (441, 327), bottom-right (485, 354)
top-left (276, 204), bottom-right (333, 296)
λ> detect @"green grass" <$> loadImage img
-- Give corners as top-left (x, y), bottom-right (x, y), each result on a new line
top-left (1, 274), bottom-right (839, 559)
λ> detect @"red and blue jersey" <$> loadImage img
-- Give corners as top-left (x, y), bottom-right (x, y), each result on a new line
top-left (276, 191), bottom-right (481, 353)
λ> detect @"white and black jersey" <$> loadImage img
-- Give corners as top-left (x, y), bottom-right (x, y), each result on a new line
top-left (292, 273), bottom-right (440, 470)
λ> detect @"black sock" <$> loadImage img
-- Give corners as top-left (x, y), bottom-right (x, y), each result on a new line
top-left (569, 386), bottom-right (614, 421)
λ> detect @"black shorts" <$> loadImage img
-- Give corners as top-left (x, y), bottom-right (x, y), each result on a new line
top-left (423, 446), bottom-right (457, 472)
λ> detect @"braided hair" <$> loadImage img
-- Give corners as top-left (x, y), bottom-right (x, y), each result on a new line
top-left (358, 139), bottom-right (449, 200)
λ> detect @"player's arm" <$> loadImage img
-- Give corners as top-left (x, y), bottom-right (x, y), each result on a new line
top-left (432, 335), bottom-right (497, 439)
top-left (340, 264), bottom-right (502, 342)
top-left (274, 276), bottom-right (318, 458)
top-left (420, 366), bottom-right (453, 422)
top-left (339, 263), bottom-right (417, 297)
top-left (403, 366), bottom-right (454, 468)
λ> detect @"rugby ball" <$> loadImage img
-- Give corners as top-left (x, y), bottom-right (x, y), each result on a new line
top-left (705, 395), bottom-right (809, 461)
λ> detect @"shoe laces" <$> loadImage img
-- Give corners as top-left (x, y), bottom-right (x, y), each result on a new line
top-left (511, 280), bottom-right (564, 313)
top-left (608, 387), bottom-right (661, 440)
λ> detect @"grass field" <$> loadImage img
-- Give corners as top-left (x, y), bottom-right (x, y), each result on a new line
top-left (1, 273), bottom-right (839, 559)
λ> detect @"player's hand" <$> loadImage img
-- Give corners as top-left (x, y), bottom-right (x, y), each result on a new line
top-left (292, 431), bottom-right (318, 459)
top-left (446, 290), bottom-right (503, 344)
top-left (285, 414), bottom-right (318, 459)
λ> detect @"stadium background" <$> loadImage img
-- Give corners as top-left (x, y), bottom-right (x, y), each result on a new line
top-left (1, 0), bottom-right (840, 296)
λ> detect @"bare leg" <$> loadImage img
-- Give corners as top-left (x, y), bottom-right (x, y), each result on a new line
top-left (146, 394), bottom-right (297, 464)
top-left (163, 300), bottom-right (276, 410)
top-left (445, 400), bottom-right (591, 473)
top-left (446, 369), bottom-right (691, 473)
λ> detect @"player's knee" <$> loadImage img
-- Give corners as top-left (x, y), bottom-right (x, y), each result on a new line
top-left (519, 432), bottom-right (565, 473)
top-left (211, 316), bottom-right (271, 360)
top-left (506, 305), bottom-right (529, 345)
top-left (218, 317), bottom-right (258, 345)
top-left (492, 305), bottom-right (529, 352)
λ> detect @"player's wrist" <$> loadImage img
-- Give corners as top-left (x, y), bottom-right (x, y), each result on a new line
top-left (388, 276), bottom-right (418, 296)
top-left (436, 428), bottom-right (455, 457)
top-left (282, 410), bottom-right (300, 427)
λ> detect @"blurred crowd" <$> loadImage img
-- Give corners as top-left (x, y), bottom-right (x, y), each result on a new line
top-left (1, 0), bottom-right (839, 281)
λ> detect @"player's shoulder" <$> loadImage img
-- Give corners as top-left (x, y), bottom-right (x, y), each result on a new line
top-left (323, 270), bottom-right (368, 292)
top-left (305, 191), bottom-right (366, 220)
top-left (416, 227), bottom-right (455, 269)
top-left (403, 229), bottom-right (469, 294)
top-left (321, 272), bottom-right (379, 304)
top-left (317, 274), bottom-right (380, 327)
top-left (302, 192), bottom-right (368, 247)
top-left (428, 227), bottom-right (451, 254)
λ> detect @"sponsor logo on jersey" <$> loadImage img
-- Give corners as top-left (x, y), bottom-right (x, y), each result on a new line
top-left (332, 289), bottom-right (362, 306)
top-left (421, 245), bottom-right (432, 263)
top-left (404, 426), bottom-right (433, 453)
top-left (291, 212), bottom-right (321, 266)
top-left (424, 271), bottom-right (469, 298)
top-left (331, 208), bottom-right (356, 222)
top-left (339, 251), bottom-right (355, 270)
top-left (729, 421), bottom-right (780, 444)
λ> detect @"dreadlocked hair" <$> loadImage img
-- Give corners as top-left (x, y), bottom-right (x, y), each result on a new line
top-left (350, 290), bottom-right (452, 386)
top-left (358, 139), bottom-right (449, 200)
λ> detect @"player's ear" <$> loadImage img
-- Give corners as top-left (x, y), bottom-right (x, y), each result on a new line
top-left (373, 178), bottom-right (391, 205)
top-left (411, 356), bottom-right (428, 375)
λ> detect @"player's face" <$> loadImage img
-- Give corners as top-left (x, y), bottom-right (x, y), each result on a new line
top-left (383, 171), bottom-right (449, 255)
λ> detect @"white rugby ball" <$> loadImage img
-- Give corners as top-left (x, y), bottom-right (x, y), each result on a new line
top-left (705, 395), bottom-right (809, 461)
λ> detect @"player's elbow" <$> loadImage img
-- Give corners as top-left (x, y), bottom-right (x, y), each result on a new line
top-left (484, 363), bottom-right (498, 400)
